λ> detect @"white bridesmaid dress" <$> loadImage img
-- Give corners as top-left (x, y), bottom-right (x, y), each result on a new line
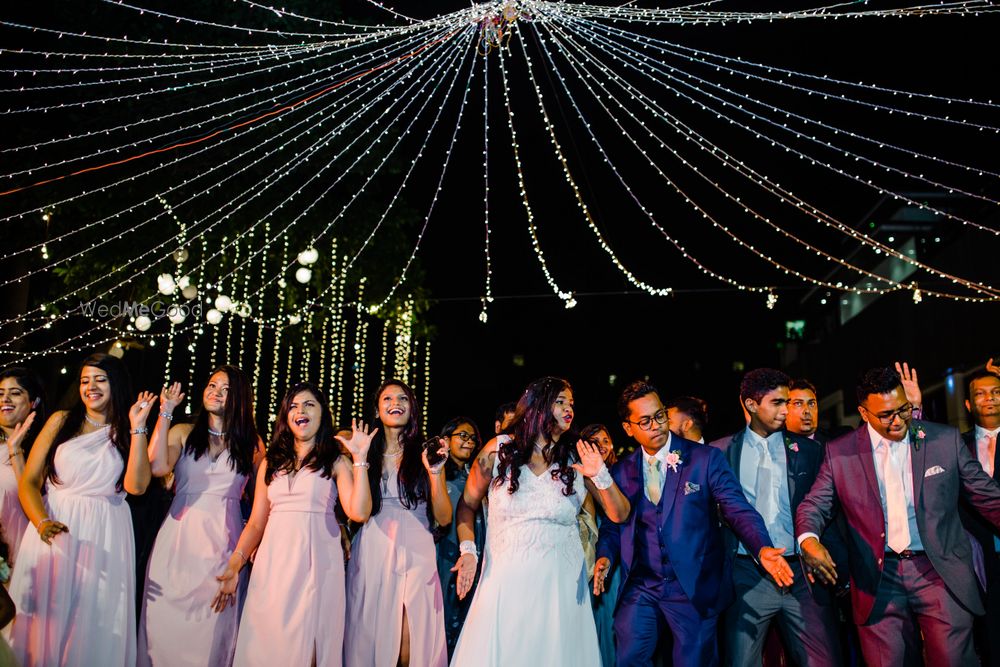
top-left (7, 427), bottom-right (136, 667)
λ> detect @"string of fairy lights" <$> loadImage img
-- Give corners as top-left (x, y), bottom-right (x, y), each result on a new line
top-left (1, 0), bottom-right (998, 423)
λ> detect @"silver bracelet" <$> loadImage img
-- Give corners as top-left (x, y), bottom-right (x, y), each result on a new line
top-left (158, 411), bottom-right (174, 421)
top-left (591, 464), bottom-right (613, 490)
top-left (353, 461), bottom-right (370, 469)
top-left (130, 426), bottom-right (149, 435)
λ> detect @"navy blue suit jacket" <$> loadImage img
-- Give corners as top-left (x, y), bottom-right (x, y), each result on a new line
top-left (596, 435), bottom-right (773, 618)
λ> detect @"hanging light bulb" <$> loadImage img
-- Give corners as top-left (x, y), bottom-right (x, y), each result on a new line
top-left (206, 308), bottom-right (223, 325)
top-left (167, 305), bottom-right (186, 325)
top-left (297, 247), bottom-right (319, 266)
top-left (135, 315), bottom-right (152, 332)
top-left (214, 295), bottom-right (233, 312)
top-left (295, 267), bottom-right (312, 284)
top-left (157, 274), bottom-right (176, 295)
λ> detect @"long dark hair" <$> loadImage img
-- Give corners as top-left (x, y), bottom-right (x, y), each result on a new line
top-left (439, 415), bottom-right (481, 482)
top-left (266, 382), bottom-right (338, 484)
top-left (47, 353), bottom-right (132, 491)
top-left (366, 379), bottom-right (427, 516)
top-left (496, 376), bottom-right (578, 497)
top-left (0, 366), bottom-right (48, 457)
top-left (184, 365), bottom-right (258, 477)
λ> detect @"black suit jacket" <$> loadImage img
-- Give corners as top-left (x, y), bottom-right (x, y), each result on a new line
top-left (710, 429), bottom-right (847, 605)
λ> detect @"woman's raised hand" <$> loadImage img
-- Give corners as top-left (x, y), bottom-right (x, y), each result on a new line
top-left (571, 439), bottom-right (606, 478)
top-left (159, 382), bottom-right (185, 415)
top-left (335, 418), bottom-right (379, 463)
top-left (129, 391), bottom-right (159, 430)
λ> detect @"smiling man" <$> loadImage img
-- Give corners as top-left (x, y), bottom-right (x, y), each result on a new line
top-left (797, 366), bottom-right (1000, 666)
top-left (712, 369), bottom-right (843, 667)
top-left (594, 380), bottom-right (791, 667)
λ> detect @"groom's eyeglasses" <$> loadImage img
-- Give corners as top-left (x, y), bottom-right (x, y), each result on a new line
top-left (626, 409), bottom-right (668, 431)
top-left (863, 403), bottom-right (913, 426)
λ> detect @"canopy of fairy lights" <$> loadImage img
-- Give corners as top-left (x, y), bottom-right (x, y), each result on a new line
top-left (2, 0), bottom-right (998, 421)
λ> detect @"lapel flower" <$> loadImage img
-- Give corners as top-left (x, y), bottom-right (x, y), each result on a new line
top-left (783, 434), bottom-right (799, 453)
top-left (664, 449), bottom-right (683, 473)
top-left (911, 425), bottom-right (927, 451)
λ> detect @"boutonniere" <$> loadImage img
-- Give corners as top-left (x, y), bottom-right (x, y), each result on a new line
top-left (783, 435), bottom-right (799, 453)
top-left (911, 425), bottom-right (927, 451)
top-left (664, 449), bottom-right (683, 473)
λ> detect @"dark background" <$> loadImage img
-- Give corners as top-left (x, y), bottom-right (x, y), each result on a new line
top-left (2, 2), bottom-right (998, 442)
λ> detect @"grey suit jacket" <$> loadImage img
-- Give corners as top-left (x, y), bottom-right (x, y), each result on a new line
top-left (796, 421), bottom-right (1000, 623)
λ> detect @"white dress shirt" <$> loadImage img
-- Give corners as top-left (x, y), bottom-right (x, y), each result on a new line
top-left (738, 429), bottom-right (794, 553)
top-left (867, 423), bottom-right (924, 552)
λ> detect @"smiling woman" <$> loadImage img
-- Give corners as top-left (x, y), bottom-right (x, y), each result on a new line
top-left (345, 379), bottom-right (452, 667)
top-left (7, 352), bottom-right (155, 667)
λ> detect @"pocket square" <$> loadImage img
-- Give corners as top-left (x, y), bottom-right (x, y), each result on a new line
top-left (924, 465), bottom-right (946, 478)
top-left (684, 481), bottom-right (701, 495)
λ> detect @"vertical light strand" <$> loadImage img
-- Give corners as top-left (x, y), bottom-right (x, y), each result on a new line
top-left (351, 277), bottom-right (368, 419)
top-left (252, 220), bottom-right (271, 428)
top-left (380, 318), bottom-right (391, 380)
top-left (480, 49), bottom-right (494, 323)
top-left (268, 232), bottom-right (290, 427)
top-left (422, 338), bottom-right (431, 429)
top-left (186, 232), bottom-right (210, 416)
top-left (223, 233), bottom-right (239, 362)
top-left (332, 262), bottom-right (349, 424)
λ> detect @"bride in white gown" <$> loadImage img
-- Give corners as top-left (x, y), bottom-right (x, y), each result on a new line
top-left (449, 377), bottom-right (630, 667)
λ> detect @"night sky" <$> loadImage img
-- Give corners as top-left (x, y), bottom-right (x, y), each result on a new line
top-left (3, 2), bottom-right (999, 440)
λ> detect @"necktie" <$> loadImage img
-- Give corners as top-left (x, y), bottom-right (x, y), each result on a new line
top-left (878, 440), bottom-right (910, 554)
top-left (982, 433), bottom-right (997, 477)
top-left (755, 440), bottom-right (773, 525)
top-left (645, 458), bottom-right (662, 504)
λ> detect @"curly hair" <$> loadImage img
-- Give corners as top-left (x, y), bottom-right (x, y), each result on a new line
top-left (740, 368), bottom-right (791, 405)
top-left (496, 377), bottom-right (579, 497)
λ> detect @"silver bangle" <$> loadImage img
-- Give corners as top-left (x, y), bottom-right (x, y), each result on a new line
top-left (158, 411), bottom-right (174, 421)
top-left (130, 427), bottom-right (149, 435)
top-left (353, 461), bottom-right (370, 469)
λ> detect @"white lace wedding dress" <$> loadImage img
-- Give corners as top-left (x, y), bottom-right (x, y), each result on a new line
top-left (450, 457), bottom-right (601, 666)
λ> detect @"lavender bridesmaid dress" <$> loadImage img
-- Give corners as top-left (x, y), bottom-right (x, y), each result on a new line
top-left (7, 428), bottom-right (136, 667)
top-left (233, 467), bottom-right (345, 666)
top-left (344, 465), bottom-right (447, 667)
top-left (138, 448), bottom-right (249, 666)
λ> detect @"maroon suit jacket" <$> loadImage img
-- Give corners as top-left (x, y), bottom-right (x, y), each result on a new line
top-left (795, 421), bottom-right (1000, 623)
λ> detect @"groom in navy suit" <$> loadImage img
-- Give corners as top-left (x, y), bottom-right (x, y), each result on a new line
top-left (595, 380), bottom-right (794, 667)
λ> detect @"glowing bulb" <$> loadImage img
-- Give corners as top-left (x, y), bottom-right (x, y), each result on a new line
top-left (157, 274), bottom-right (176, 295)
top-left (206, 308), bottom-right (223, 325)
top-left (135, 315), bottom-right (152, 332)
top-left (214, 295), bottom-right (233, 312)
top-left (295, 267), bottom-right (312, 284)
